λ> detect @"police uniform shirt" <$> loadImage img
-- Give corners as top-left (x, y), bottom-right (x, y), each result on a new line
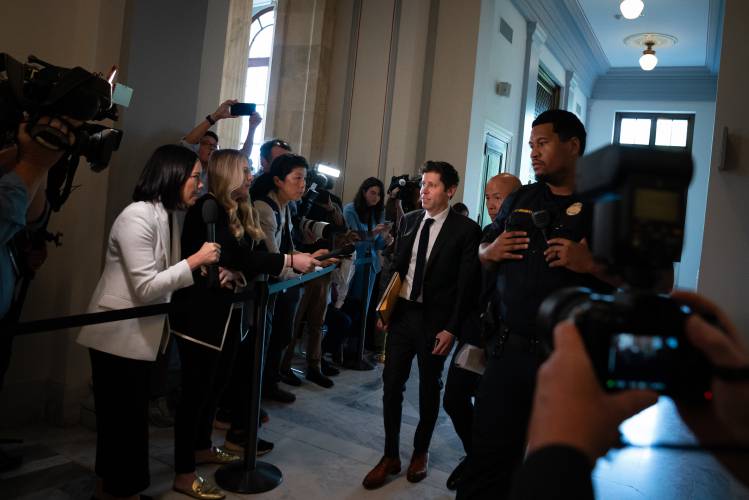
top-left (483, 182), bottom-right (610, 337)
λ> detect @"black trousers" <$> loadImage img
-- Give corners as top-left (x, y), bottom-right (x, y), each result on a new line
top-left (321, 304), bottom-right (353, 356)
top-left (456, 335), bottom-right (543, 500)
top-left (443, 342), bottom-right (482, 454)
top-left (89, 348), bottom-right (151, 497)
top-left (174, 311), bottom-right (240, 474)
top-left (382, 299), bottom-right (448, 458)
top-left (263, 286), bottom-right (302, 388)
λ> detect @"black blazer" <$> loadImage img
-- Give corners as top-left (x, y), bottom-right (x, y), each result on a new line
top-left (170, 194), bottom-right (285, 349)
top-left (392, 208), bottom-right (481, 338)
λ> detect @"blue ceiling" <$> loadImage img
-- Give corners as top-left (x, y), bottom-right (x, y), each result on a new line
top-left (577, 0), bottom-right (715, 68)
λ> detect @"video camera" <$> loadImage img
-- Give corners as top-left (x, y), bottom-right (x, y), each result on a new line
top-left (538, 145), bottom-right (712, 403)
top-left (388, 174), bottom-right (419, 201)
top-left (0, 53), bottom-right (123, 211)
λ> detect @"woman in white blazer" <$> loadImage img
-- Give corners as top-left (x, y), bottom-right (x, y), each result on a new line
top-left (77, 145), bottom-right (220, 500)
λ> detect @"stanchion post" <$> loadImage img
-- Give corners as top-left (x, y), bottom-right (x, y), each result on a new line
top-left (215, 279), bottom-right (283, 493)
top-left (345, 244), bottom-right (375, 371)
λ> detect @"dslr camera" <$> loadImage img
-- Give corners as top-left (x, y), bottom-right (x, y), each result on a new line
top-left (0, 53), bottom-right (123, 210)
top-left (538, 145), bottom-right (712, 403)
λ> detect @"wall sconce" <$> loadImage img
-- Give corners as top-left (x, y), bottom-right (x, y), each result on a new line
top-left (620, 0), bottom-right (645, 19)
top-left (639, 41), bottom-right (657, 71)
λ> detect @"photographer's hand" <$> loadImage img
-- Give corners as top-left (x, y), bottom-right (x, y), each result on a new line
top-left (672, 291), bottom-right (749, 441)
top-left (479, 230), bottom-right (529, 263)
top-left (527, 321), bottom-right (658, 463)
top-left (14, 118), bottom-right (75, 197)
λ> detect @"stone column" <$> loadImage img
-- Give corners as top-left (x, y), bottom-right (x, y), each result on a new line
top-left (217, 0), bottom-right (253, 148)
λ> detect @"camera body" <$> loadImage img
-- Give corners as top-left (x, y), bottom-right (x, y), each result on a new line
top-left (0, 54), bottom-right (123, 210)
top-left (388, 174), bottom-right (420, 212)
top-left (539, 287), bottom-right (711, 402)
top-left (538, 145), bottom-right (712, 402)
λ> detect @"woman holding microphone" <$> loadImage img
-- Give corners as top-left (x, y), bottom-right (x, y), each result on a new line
top-left (170, 149), bottom-right (317, 499)
top-left (78, 145), bottom-right (220, 500)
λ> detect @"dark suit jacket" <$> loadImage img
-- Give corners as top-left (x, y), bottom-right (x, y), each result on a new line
top-left (392, 208), bottom-right (481, 338)
top-left (170, 194), bottom-right (285, 349)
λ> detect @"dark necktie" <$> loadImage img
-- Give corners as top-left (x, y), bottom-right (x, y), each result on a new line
top-left (409, 218), bottom-right (434, 301)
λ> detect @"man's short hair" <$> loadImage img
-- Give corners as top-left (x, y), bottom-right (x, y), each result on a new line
top-left (203, 131), bottom-right (219, 143)
top-left (260, 138), bottom-right (292, 162)
top-left (452, 202), bottom-right (469, 216)
top-left (532, 109), bottom-right (586, 156)
top-left (420, 160), bottom-right (460, 190)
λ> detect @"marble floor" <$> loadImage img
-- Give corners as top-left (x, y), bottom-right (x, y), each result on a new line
top-left (2, 355), bottom-right (748, 499)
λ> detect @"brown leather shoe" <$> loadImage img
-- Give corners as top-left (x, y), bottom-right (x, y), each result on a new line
top-left (362, 456), bottom-right (401, 490)
top-left (406, 451), bottom-right (429, 483)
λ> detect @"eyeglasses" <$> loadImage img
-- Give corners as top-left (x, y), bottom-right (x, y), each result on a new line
top-left (269, 139), bottom-right (290, 150)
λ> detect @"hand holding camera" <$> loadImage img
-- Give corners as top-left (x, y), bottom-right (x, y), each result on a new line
top-left (527, 321), bottom-right (658, 463)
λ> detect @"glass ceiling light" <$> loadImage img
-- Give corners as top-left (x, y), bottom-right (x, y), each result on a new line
top-left (620, 0), bottom-right (645, 19)
top-left (639, 41), bottom-right (658, 71)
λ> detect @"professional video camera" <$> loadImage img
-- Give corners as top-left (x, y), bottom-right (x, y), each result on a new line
top-left (0, 53), bottom-right (123, 211)
top-left (294, 164), bottom-right (346, 244)
top-left (538, 145), bottom-right (712, 403)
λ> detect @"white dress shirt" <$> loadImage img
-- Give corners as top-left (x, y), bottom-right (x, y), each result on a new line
top-left (399, 206), bottom-right (451, 302)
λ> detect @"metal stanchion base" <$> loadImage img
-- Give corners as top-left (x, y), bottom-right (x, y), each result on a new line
top-left (215, 460), bottom-right (283, 494)
top-left (343, 357), bottom-right (375, 371)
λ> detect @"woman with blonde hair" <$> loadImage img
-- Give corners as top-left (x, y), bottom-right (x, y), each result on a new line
top-left (169, 149), bottom-right (318, 499)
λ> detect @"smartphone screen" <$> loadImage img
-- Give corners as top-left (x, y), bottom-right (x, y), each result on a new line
top-left (231, 102), bottom-right (256, 116)
top-left (605, 332), bottom-right (679, 391)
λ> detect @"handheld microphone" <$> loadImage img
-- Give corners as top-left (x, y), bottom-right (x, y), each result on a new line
top-left (201, 199), bottom-right (220, 288)
top-left (312, 243), bottom-right (356, 262)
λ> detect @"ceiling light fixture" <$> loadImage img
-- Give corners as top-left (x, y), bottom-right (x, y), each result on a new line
top-left (639, 41), bottom-right (658, 71)
top-left (620, 0), bottom-right (644, 19)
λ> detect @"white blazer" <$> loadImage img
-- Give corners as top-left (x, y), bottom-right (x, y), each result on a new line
top-left (77, 201), bottom-right (193, 361)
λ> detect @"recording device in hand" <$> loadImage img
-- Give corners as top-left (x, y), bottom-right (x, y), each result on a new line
top-left (202, 199), bottom-right (220, 288)
top-left (388, 175), bottom-right (420, 209)
top-left (0, 53), bottom-right (124, 211)
top-left (230, 102), bottom-right (256, 116)
top-left (538, 145), bottom-right (713, 403)
top-left (310, 243), bottom-right (355, 262)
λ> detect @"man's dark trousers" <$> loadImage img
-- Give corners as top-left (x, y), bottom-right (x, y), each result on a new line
top-left (382, 299), bottom-right (449, 458)
top-left (456, 334), bottom-right (543, 499)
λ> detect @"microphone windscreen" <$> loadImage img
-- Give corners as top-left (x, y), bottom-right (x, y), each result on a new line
top-left (202, 198), bottom-right (219, 224)
top-left (398, 178), bottom-right (407, 187)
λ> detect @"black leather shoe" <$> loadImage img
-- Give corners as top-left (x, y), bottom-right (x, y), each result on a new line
top-left (263, 384), bottom-right (296, 403)
top-left (306, 367), bottom-right (334, 388)
top-left (321, 359), bottom-right (340, 377)
top-left (280, 368), bottom-right (302, 387)
top-left (446, 456), bottom-right (467, 490)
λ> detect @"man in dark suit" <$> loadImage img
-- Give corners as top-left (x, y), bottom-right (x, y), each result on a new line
top-left (362, 161), bottom-right (481, 490)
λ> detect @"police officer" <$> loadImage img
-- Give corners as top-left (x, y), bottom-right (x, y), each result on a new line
top-left (456, 110), bottom-right (617, 499)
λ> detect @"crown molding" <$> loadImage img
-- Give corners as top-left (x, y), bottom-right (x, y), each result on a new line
top-left (511, 0), bottom-right (609, 96)
top-left (592, 66), bottom-right (717, 102)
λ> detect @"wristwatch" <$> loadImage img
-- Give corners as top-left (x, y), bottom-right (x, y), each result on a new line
top-left (206, 114), bottom-right (216, 126)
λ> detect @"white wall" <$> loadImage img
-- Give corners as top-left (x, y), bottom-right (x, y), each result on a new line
top-left (587, 99), bottom-right (717, 291)
top-left (698, 0), bottom-right (749, 342)
top-left (464, 0), bottom-right (528, 216)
